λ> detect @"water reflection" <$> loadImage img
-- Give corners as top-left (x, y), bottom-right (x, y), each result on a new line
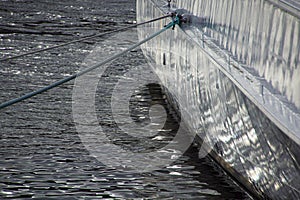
top-left (0, 0), bottom-right (251, 198)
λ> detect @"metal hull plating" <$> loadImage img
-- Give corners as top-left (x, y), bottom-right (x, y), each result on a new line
top-left (136, 0), bottom-right (300, 199)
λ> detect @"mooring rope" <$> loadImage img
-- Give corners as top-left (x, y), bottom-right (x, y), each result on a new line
top-left (0, 14), bottom-right (181, 110)
top-left (0, 14), bottom-right (171, 62)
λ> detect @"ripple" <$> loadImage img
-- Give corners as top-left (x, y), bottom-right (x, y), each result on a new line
top-left (0, 0), bottom-right (251, 199)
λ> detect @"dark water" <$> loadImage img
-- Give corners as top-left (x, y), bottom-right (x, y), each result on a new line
top-left (0, 0), bottom-right (251, 199)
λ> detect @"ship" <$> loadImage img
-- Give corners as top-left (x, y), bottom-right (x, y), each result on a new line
top-left (136, 0), bottom-right (300, 199)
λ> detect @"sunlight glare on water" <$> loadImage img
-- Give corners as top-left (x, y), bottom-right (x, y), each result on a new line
top-left (0, 0), bottom-right (251, 199)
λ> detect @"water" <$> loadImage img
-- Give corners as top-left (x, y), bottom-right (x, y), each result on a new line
top-left (0, 0), bottom-right (251, 199)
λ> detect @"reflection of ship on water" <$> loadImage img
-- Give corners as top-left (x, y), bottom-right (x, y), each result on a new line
top-left (136, 0), bottom-right (300, 199)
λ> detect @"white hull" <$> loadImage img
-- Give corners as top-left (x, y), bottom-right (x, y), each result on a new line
top-left (136, 0), bottom-right (300, 199)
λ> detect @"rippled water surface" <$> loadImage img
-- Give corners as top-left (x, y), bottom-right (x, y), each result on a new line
top-left (0, 0), bottom-right (251, 199)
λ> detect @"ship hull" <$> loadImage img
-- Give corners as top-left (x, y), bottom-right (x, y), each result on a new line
top-left (136, 0), bottom-right (300, 199)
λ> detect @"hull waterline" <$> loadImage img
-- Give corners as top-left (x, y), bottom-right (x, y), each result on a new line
top-left (136, 0), bottom-right (300, 199)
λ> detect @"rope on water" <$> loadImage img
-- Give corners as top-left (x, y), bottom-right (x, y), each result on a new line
top-left (0, 14), bottom-right (181, 110)
top-left (0, 14), bottom-right (171, 62)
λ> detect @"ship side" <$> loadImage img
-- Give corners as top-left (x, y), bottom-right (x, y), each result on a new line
top-left (136, 0), bottom-right (300, 199)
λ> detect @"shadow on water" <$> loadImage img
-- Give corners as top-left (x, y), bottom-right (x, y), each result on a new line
top-left (97, 82), bottom-right (180, 153)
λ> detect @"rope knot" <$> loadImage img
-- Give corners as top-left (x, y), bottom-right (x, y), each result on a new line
top-left (165, 12), bottom-right (182, 30)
